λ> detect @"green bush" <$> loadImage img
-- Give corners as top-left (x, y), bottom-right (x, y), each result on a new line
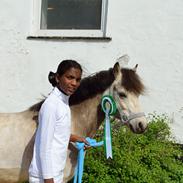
top-left (82, 114), bottom-right (183, 183)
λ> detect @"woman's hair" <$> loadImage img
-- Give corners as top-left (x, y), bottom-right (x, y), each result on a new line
top-left (48, 59), bottom-right (82, 87)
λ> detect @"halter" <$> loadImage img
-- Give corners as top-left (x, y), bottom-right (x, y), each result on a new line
top-left (106, 88), bottom-right (145, 125)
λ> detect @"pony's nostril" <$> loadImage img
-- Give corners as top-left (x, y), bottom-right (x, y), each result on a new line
top-left (138, 122), bottom-right (144, 131)
top-left (138, 122), bottom-right (147, 133)
top-left (129, 123), bottom-right (135, 133)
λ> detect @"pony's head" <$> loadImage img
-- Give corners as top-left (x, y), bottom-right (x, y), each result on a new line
top-left (108, 62), bottom-right (147, 134)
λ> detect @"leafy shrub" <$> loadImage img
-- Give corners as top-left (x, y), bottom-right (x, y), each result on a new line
top-left (82, 114), bottom-right (183, 183)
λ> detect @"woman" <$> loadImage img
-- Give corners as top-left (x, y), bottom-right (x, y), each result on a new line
top-left (29, 60), bottom-right (88, 183)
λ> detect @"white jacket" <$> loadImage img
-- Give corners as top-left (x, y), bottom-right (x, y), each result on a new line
top-left (29, 87), bottom-right (71, 179)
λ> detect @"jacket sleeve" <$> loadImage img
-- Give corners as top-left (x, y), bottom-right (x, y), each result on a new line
top-left (37, 102), bottom-right (57, 179)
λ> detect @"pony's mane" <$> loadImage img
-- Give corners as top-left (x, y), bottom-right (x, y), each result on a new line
top-left (69, 68), bottom-right (114, 105)
top-left (29, 68), bottom-right (145, 112)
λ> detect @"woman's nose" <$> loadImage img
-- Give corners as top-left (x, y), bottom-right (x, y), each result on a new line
top-left (71, 79), bottom-right (77, 86)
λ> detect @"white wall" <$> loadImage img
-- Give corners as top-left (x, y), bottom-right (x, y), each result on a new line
top-left (0, 0), bottom-right (183, 142)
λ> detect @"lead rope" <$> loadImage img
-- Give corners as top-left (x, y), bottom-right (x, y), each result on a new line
top-left (73, 138), bottom-right (104, 183)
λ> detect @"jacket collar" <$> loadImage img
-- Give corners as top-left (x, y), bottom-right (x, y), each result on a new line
top-left (52, 87), bottom-right (70, 104)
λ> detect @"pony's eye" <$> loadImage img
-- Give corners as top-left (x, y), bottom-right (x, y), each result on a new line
top-left (118, 92), bottom-right (127, 98)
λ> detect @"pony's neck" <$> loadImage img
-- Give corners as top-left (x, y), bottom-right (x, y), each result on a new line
top-left (70, 93), bottom-right (105, 138)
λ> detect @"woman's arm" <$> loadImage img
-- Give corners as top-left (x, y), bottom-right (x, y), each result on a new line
top-left (38, 103), bottom-right (57, 180)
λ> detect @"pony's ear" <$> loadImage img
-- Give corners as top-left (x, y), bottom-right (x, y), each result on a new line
top-left (133, 64), bottom-right (138, 72)
top-left (113, 62), bottom-right (121, 79)
top-left (116, 54), bottom-right (130, 67)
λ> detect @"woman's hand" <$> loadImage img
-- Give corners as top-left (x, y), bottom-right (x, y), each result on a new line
top-left (70, 134), bottom-right (90, 149)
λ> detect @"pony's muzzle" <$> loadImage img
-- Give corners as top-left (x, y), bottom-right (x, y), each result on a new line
top-left (130, 117), bottom-right (148, 134)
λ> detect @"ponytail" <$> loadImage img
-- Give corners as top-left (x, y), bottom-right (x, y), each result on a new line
top-left (48, 71), bottom-right (57, 87)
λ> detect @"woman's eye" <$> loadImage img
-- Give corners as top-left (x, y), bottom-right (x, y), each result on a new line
top-left (119, 92), bottom-right (127, 98)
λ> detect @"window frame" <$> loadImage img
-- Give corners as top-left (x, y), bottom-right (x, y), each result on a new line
top-left (30, 0), bottom-right (109, 38)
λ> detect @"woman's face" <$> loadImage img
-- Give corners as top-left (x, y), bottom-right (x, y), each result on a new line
top-left (56, 67), bottom-right (82, 96)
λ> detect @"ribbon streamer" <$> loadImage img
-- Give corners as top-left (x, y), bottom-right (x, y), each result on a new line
top-left (101, 95), bottom-right (117, 159)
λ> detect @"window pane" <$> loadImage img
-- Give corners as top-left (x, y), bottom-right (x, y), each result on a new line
top-left (41, 0), bottom-right (102, 30)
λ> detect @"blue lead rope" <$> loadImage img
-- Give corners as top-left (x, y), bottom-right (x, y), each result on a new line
top-left (73, 137), bottom-right (104, 183)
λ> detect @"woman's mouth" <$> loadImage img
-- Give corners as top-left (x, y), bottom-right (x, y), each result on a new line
top-left (68, 88), bottom-right (76, 93)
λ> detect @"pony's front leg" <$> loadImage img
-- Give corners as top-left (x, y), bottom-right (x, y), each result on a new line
top-left (63, 144), bottom-right (78, 182)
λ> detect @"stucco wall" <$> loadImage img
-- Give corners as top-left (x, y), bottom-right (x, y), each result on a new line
top-left (0, 0), bottom-right (183, 142)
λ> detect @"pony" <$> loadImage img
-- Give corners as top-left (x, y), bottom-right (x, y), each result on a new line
top-left (0, 62), bottom-right (147, 183)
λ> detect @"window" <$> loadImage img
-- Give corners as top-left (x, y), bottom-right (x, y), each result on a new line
top-left (31, 0), bottom-right (109, 38)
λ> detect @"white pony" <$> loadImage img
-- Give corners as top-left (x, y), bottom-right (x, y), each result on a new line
top-left (0, 62), bottom-right (147, 183)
